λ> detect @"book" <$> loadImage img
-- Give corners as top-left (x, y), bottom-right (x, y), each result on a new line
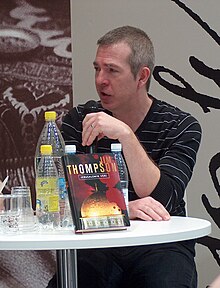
top-left (62, 153), bottom-right (130, 233)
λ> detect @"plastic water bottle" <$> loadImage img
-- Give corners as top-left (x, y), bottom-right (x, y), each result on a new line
top-left (61, 144), bottom-right (76, 229)
top-left (111, 143), bottom-right (129, 213)
top-left (35, 111), bottom-right (66, 225)
top-left (35, 111), bottom-right (65, 169)
top-left (35, 145), bottom-right (60, 229)
top-left (65, 144), bottom-right (76, 155)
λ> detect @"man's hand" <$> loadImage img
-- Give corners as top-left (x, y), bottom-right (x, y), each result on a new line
top-left (82, 112), bottom-right (130, 147)
top-left (129, 196), bottom-right (170, 221)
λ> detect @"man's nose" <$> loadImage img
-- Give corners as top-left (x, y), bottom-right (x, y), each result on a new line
top-left (96, 71), bottom-right (109, 86)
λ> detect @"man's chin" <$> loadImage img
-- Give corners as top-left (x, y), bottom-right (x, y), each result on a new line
top-left (100, 99), bottom-right (113, 110)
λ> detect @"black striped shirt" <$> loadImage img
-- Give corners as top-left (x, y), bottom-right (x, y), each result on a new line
top-left (61, 96), bottom-right (202, 217)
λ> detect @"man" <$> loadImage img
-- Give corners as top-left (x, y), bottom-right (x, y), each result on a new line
top-left (48, 25), bottom-right (201, 288)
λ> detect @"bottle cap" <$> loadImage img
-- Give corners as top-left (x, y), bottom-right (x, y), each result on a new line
top-left (45, 111), bottom-right (56, 121)
top-left (40, 145), bottom-right (53, 155)
top-left (65, 145), bottom-right (76, 154)
top-left (111, 143), bottom-right (122, 152)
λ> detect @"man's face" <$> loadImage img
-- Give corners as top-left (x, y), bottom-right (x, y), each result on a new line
top-left (93, 42), bottom-right (139, 113)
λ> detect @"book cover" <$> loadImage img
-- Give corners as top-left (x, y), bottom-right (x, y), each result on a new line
top-left (62, 153), bottom-right (130, 233)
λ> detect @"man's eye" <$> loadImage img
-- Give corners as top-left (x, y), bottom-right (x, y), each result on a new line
top-left (109, 68), bottom-right (117, 73)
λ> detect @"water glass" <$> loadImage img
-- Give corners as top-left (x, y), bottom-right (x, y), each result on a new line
top-left (11, 186), bottom-right (32, 208)
top-left (11, 186), bottom-right (38, 232)
top-left (0, 194), bottom-right (22, 234)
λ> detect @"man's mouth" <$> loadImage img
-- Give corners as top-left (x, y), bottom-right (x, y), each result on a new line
top-left (100, 91), bottom-right (111, 97)
top-left (99, 91), bottom-right (113, 101)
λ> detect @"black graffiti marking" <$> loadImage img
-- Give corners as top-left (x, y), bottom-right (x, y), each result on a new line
top-left (160, 0), bottom-right (220, 267)
top-left (202, 194), bottom-right (220, 229)
top-left (209, 153), bottom-right (220, 196)
top-left (197, 236), bottom-right (220, 266)
top-left (171, 0), bottom-right (220, 45)
top-left (153, 1), bottom-right (220, 113)
top-left (189, 57), bottom-right (220, 88)
top-left (201, 153), bottom-right (220, 229)
top-left (198, 152), bottom-right (220, 266)
top-left (153, 66), bottom-right (220, 113)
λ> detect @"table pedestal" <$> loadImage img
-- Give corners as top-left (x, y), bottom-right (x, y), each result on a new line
top-left (57, 249), bottom-right (78, 288)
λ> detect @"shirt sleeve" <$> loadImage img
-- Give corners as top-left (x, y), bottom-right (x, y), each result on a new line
top-left (150, 116), bottom-right (202, 215)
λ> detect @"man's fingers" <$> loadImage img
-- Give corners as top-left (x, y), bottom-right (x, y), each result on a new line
top-left (82, 114), bottom-right (98, 146)
top-left (131, 209), bottom-right (153, 221)
top-left (148, 198), bottom-right (170, 220)
top-left (129, 197), bottom-right (170, 221)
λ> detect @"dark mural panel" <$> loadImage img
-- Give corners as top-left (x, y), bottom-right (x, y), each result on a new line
top-left (0, 0), bottom-right (73, 205)
top-left (0, 1), bottom-right (72, 287)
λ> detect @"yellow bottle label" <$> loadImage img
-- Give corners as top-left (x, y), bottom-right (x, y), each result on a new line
top-left (36, 177), bottom-right (58, 192)
top-left (48, 195), bottom-right (59, 212)
top-left (36, 177), bottom-right (59, 212)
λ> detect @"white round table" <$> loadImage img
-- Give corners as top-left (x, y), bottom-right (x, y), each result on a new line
top-left (0, 216), bottom-right (211, 288)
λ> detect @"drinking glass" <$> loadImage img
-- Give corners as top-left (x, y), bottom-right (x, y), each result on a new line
top-left (0, 194), bottom-right (22, 234)
top-left (11, 186), bottom-right (38, 232)
top-left (11, 186), bottom-right (32, 208)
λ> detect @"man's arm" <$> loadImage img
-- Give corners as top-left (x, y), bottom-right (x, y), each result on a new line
top-left (82, 110), bottom-right (201, 215)
top-left (63, 107), bottom-right (201, 220)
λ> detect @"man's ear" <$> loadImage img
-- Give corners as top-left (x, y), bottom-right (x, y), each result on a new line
top-left (137, 66), bottom-right (150, 88)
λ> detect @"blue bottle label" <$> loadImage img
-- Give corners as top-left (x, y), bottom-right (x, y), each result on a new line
top-left (58, 177), bottom-right (67, 199)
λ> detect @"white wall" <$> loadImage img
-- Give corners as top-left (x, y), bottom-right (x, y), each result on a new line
top-left (71, 1), bottom-right (220, 286)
